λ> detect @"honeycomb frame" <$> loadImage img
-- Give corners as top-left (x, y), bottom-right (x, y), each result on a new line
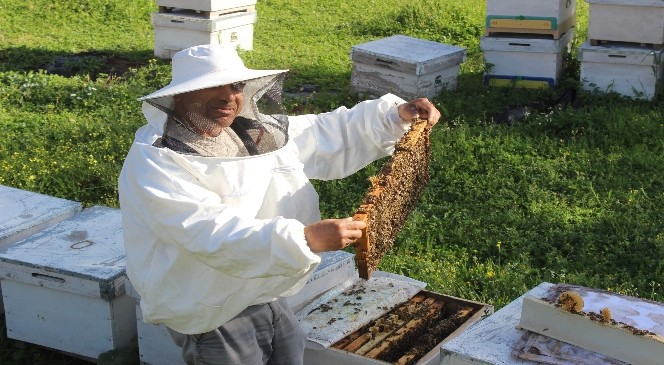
top-left (352, 118), bottom-right (431, 279)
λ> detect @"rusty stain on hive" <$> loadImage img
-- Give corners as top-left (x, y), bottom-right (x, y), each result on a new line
top-left (353, 118), bottom-right (431, 279)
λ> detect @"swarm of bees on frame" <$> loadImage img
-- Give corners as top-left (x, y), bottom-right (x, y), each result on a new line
top-left (353, 118), bottom-right (431, 279)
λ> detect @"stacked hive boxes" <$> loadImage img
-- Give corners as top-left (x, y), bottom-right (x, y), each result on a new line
top-left (480, 0), bottom-right (577, 88)
top-left (152, 0), bottom-right (258, 59)
top-left (578, 0), bottom-right (664, 100)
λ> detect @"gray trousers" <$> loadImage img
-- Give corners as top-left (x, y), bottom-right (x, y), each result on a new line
top-left (168, 299), bottom-right (305, 365)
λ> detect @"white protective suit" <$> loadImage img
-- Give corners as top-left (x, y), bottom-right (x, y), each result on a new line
top-left (118, 93), bottom-right (409, 334)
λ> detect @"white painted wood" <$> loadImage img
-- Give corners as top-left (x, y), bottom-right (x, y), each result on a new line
top-left (0, 205), bottom-right (136, 360)
top-left (486, 0), bottom-right (576, 19)
top-left (440, 282), bottom-right (553, 365)
top-left (480, 30), bottom-right (574, 86)
top-left (286, 251), bottom-right (357, 312)
top-left (350, 35), bottom-right (466, 99)
top-left (518, 294), bottom-right (664, 365)
top-left (587, 0), bottom-right (664, 44)
top-left (2, 280), bottom-right (136, 359)
top-left (578, 41), bottom-right (664, 100)
top-left (134, 304), bottom-right (186, 365)
top-left (152, 10), bottom-right (256, 58)
top-left (157, 0), bottom-right (256, 12)
top-left (0, 185), bottom-right (81, 248)
top-left (0, 185), bottom-right (82, 313)
top-left (0, 206), bottom-right (126, 299)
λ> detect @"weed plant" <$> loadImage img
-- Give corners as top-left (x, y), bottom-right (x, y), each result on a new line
top-left (0, 0), bottom-right (662, 363)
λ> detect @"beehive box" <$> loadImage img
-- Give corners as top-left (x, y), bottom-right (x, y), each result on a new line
top-left (301, 274), bottom-right (493, 365)
top-left (485, 0), bottom-right (576, 39)
top-left (587, 0), bottom-right (664, 46)
top-left (440, 282), bottom-right (553, 365)
top-left (0, 185), bottom-right (81, 314)
top-left (0, 185), bottom-right (81, 248)
top-left (152, 9), bottom-right (256, 59)
top-left (286, 251), bottom-right (358, 311)
top-left (578, 40), bottom-right (664, 100)
top-left (127, 251), bottom-right (357, 365)
top-left (157, 0), bottom-right (256, 12)
top-left (0, 206), bottom-right (136, 360)
top-left (350, 35), bottom-right (466, 99)
top-left (518, 284), bottom-right (664, 365)
top-left (481, 29), bottom-right (574, 88)
top-left (132, 308), bottom-right (185, 365)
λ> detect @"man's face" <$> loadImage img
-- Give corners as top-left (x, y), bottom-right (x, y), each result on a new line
top-left (173, 83), bottom-right (245, 137)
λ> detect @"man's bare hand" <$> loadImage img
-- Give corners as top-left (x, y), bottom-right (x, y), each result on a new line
top-left (398, 98), bottom-right (442, 127)
top-left (304, 218), bottom-right (366, 253)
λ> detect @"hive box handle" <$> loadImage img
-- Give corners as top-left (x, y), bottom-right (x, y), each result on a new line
top-left (32, 273), bottom-right (65, 283)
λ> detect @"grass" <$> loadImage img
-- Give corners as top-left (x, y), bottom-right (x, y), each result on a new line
top-left (0, 0), bottom-right (662, 363)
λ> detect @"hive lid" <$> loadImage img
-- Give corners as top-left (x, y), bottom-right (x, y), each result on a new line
top-left (0, 206), bottom-right (125, 286)
top-left (351, 35), bottom-right (466, 76)
top-left (296, 272), bottom-right (426, 349)
top-left (157, 0), bottom-right (257, 12)
top-left (0, 185), bottom-right (81, 248)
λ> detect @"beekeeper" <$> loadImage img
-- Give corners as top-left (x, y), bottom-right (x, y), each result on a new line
top-left (118, 44), bottom-right (440, 365)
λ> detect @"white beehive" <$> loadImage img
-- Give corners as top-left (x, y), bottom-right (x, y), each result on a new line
top-left (350, 35), bottom-right (466, 99)
top-left (485, 0), bottom-right (577, 39)
top-left (440, 282), bottom-right (554, 365)
top-left (132, 308), bottom-right (185, 365)
top-left (0, 206), bottom-right (136, 360)
top-left (301, 274), bottom-right (493, 365)
top-left (0, 185), bottom-right (81, 314)
top-left (128, 251), bottom-right (357, 365)
top-left (519, 285), bottom-right (664, 365)
top-left (157, 0), bottom-right (256, 13)
top-left (481, 29), bottom-right (574, 88)
top-left (152, 10), bottom-right (257, 59)
top-left (587, 0), bottom-right (664, 46)
top-left (578, 41), bottom-right (664, 100)
top-left (0, 185), bottom-right (81, 248)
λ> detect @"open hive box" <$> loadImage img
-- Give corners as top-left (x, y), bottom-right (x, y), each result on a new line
top-left (518, 283), bottom-right (664, 365)
top-left (300, 120), bottom-right (492, 364)
top-left (300, 274), bottom-right (492, 365)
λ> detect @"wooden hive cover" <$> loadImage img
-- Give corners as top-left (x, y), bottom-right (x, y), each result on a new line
top-left (0, 206), bottom-right (126, 300)
top-left (0, 185), bottom-right (81, 248)
top-left (353, 119), bottom-right (431, 279)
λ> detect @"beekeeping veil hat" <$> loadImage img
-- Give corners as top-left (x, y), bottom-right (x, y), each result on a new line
top-left (139, 44), bottom-right (288, 135)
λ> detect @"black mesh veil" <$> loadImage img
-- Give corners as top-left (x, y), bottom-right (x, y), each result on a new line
top-left (145, 73), bottom-right (289, 155)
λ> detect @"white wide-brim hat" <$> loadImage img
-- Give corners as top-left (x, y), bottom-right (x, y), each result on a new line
top-left (139, 44), bottom-right (287, 101)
